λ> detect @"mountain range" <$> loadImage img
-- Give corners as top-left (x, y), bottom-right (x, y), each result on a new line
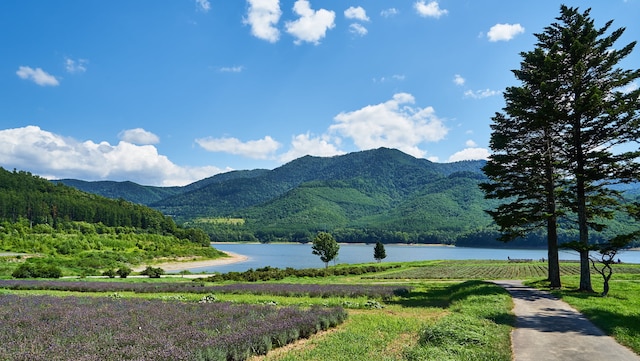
top-left (55, 147), bottom-right (640, 246)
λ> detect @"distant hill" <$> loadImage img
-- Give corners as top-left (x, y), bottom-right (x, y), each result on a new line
top-left (52, 179), bottom-right (182, 205)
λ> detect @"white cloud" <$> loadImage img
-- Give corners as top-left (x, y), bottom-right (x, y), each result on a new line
top-left (381, 8), bottom-right (398, 17)
top-left (414, 1), bottom-right (448, 18)
top-left (465, 139), bottom-right (477, 147)
top-left (329, 93), bottom-right (448, 158)
top-left (118, 128), bottom-right (160, 145)
top-left (448, 147), bottom-right (490, 162)
top-left (453, 74), bottom-right (465, 86)
top-left (65, 58), bottom-right (88, 74)
top-left (244, 0), bottom-right (282, 43)
top-left (219, 66), bottom-right (244, 73)
top-left (349, 23), bottom-right (368, 36)
top-left (344, 6), bottom-right (369, 21)
top-left (279, 133), bottom-right (345, 163)
top-left (487, 23), bottom-right (525, 42)
top-left (195, 135), bottom-right (281, 159)
top-left (464, 89), bottom-right (500, 99)
top-left (285, 0), bottom-right (335, 45)
top-left (196, 0), bottom-right (211, 12)
top-left (16, 66), bottom-right (59, 86)
top-left (0, 126), bottom-right (222, 186)
top-left (373, 74), bottom-right (405, 83)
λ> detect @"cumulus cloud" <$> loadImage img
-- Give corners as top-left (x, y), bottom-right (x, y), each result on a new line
top-left (414, 1), bottom-right (448, 18)
top-left (381, 8), bottom-right (398, 17)
top-left (196, 0), bottom-right (211, 12)
top-left (344, 6), bottom-right (369, 21)
top-left (448, 147), bottom-right (490, 162)
top-left (329, 93), bottom-right (448, 158)
top-left (16, 66), bottom-right (59, 86)
top-left (487, 23), bottom-right (525, 42)
top-left (195, 135), bottom-right (281, 159)
top-left (0, 126), bottom-right (222, 186)
top-left (465, 139), bottom-right (478, 147)
top-left (118, 128), bottom-right (160, 145)
top-left (349, 23), bottom-right (368, 36)
top-left (453, 74), bottom-right (465, 86)
top-left (65, 58), bottom-right (88, 74)
top-left (464, 89), bottom-right (500, 99)
top-left (244, 0), bottom-right (282, 43)
top-left (285, 0), bottom-right (335, 45)
top-left (279, 133), bottom-right (345, 163)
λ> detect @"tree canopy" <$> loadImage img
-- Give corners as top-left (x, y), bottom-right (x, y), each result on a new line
top-left (312, 232), bottom-right (340, 268)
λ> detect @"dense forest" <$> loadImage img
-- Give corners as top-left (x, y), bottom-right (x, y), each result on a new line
top-left (56, 148), bottom-right (640, 248)
top-left (0, 167), bottom-right (224, 277)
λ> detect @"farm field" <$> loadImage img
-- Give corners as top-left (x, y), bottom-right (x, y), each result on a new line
top-left (1, 260), bottom-right (640, 360)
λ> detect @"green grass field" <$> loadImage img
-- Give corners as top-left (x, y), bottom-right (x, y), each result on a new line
top-left (1, 260), bottom-right (640, 360)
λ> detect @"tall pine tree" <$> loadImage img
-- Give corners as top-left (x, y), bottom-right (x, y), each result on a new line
top-left (483, 6), bottom-right (640, 291)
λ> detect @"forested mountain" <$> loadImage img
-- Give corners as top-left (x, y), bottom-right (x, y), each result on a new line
top-left (0, 167), bottom-right (210, 244)
top-left (52, 148), bottom-right (640, 247)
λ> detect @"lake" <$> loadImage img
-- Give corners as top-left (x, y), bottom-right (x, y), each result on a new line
top-left (183, 243), bottom-right (640, 273)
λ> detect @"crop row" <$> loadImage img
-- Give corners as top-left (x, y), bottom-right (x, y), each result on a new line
top-left (0, 294), bottom-right (347, 361)
top-left (375, 263), bottom-right (585, 279)
top-left (200, 265), bottom-right (400, 282)
top-left (0, 279), bottom-right (410, 299)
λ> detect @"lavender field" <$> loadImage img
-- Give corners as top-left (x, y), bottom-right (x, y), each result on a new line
top-left (0, 294), bottom-right (347, 361)
top-left (0, 279), bottom-right (410, 299)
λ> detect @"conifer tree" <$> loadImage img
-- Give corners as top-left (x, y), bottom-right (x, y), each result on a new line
top-left (373, 242), bottom-right (387, 262)
top-left (483, 6), bottom-right (640, 291)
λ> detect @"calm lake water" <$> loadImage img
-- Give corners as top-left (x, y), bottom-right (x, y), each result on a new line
top-left (182, 243), bottom-right (640, 273)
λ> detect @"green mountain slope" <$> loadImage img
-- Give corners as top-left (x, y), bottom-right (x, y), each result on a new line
top-left (50, 148), bottom-right (640, 246)
top-left (154, 148), bottom-right (449, 219)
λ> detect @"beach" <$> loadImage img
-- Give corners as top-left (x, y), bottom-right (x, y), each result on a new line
top-left (132, 251), bottom-right (248, 272)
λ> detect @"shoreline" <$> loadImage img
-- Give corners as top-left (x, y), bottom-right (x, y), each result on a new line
top-left (132, 251), bottom-right (249, 272)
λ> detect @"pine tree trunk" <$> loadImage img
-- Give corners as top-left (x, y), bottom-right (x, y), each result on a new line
top-left (545, 144), bottom-right (561, 288)
top-left (547, 215), bottom-right (561, 288)
top-left (577, 178), bottom-right (593, 292)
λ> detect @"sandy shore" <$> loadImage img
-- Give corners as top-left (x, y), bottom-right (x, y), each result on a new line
top-left (132, 251), bottom-right (248, 272)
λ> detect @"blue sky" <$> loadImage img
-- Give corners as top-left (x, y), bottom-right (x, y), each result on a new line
top-left (1, 1), bottom-right (639, 186)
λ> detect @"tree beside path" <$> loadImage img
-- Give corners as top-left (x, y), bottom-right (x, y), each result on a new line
top-left (483, 5), bottom-right (640, 292)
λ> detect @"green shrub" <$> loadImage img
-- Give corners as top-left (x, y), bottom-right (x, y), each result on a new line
top-left (102, 269), bottom-right (116, 278)
top-left (141, 266), bottom-right (165, 278)
top-left (12, 263), bottom-right (62, 279)
top-left (116, 266), bottom-right (132, 278)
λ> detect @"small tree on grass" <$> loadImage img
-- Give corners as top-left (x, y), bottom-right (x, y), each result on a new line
top-left (374, 242), bottom-right (387, 263)
top-left (590, 227), bottom-right (640, 296)
top-left (312, 232), bottom-right (339, 269)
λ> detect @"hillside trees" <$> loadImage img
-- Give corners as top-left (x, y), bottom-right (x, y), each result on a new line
top-left (483, 6), bottom-right (640, 292)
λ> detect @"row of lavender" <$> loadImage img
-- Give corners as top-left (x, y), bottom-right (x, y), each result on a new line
top-left (0, 279), bottom-right (410, 299)
top-left (0, 294), bottom-right (347, 361)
